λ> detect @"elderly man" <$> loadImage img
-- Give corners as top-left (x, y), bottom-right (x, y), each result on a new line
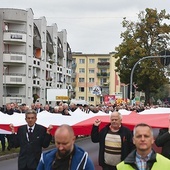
top-left (91, 111), bottom-right (134, 170)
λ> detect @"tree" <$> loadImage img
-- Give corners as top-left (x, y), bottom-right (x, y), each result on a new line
top-left (115, 8), bottom-right (170, 104)
top-left (150, 84), bottom-right (169, 104)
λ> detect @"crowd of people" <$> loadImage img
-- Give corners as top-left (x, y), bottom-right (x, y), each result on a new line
top-left (0, 100), bottom-right (154, 117)
top-left (0, 101), bottom-right (170, 170)
top-left (0, 101), bottom-right (154, 152)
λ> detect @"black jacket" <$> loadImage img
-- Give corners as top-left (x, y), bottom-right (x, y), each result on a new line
top-left (91, 124), bottom-right (134, 167)
top-left (10, 124), bottom-right (52, 169)
top-left (120, 149), bottom-right (157, 169)
top-left (4, 108), bottom-right (14, 115)
top-left (155, 128), bottom-right (170, 159)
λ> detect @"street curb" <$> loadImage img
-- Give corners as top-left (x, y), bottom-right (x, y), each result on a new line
top-left (0, 153), bottom-right (19, 161)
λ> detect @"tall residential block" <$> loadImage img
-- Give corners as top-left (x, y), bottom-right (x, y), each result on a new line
top-left (0, 8), bottom-right (72, 107)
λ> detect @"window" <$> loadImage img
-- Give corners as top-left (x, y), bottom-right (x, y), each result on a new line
top-left (100, 78), bottom-right (107, 84)
top-left (89, 97), bottom-right (94, 101)
top-left (89, 78), bottom-right (94, 82)
top-left (101, 69), bottom-right (107, 73)
top-left (89, 69), bottom-right (95, 74)
top-left (79, 87), bottom-right (84, 92)
top-left (72, 78), bottom-right (75, 82)
top-left (89, 87), bottom-right (93, 92)
top-left (79, 59), bottom-right (85, 64)
top-left (79, 78), bottom-right (85, 82)
top-left (99, 59), bottom-right (108, 62)
top-left (42, 70), bottom-right (44, 80)
top-left (79, 96), bottom-right (84, 100)
top-left (28, 67), bottom-right (31, 78)
top-left (89, 59), bottom-right (95, 64)
top-left (100, 96), bottom-right (103, 104)
top-left (79, 68), bottom-right (85, 73)
top-left (9, 87), bottom-right (19, 93)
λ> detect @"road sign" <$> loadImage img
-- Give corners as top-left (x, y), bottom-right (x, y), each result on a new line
top-left (56, 96), bottom-right (69, 100)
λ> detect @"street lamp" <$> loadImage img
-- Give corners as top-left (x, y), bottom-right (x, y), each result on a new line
top-left (130, 55), bottom-right (170, 100)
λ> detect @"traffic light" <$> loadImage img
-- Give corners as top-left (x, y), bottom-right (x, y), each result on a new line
top-left (160, 57), bottom-right (170, 66)
top-left (160, 50), bottom-right (170, 66)
top-left (127, 84), bottom-right (135, 99)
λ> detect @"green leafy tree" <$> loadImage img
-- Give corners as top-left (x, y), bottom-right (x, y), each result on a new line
top-left (115, 8), bottom-right (170, 104)
top-left (150, 84), bottom-right (169, 104)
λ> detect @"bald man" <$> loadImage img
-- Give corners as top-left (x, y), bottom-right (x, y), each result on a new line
top-left (37, 124), bottom-right (95, 170)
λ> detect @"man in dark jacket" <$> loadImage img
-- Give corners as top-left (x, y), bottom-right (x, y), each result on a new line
top-left (117, 123), bottom-right (170, 170)
top-left (4, 103), bottom-right (14, 150)
top-left (9, 109), bottom-right (52, 170)
top-left (155, 115), bottom-right (170, 159)
top-left (91, 111), bottom-right (134, 170)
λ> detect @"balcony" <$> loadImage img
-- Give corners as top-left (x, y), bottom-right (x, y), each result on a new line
top-left (3, 95), bottom-right (26, 105)
top-left (57, 47), bottom-right (64, 58)
top-left (72, 63), bottom-right (77, 69)
top-left (97, 72), bottom-right (110, 77)
top-left (97, 62), bottom-right (110, 69)
top-left (46, 77), bottom-right (53, 81)
top-left (72, 73), bottom-right (76, 78)
top-left (48, 59), bottom-right (55, 64)
top-left (3, 52), bottom-right (26, 63)
top-left (72, 82), bottom-right (76, 88)
top-left (101, 82), bottom-right (110, 87)
top-left (67, 51), bottom-right (72, 61)
top-left (3, 74), bottom-right (26, 85)
top-left (3, 30), bottom-right (26, 43)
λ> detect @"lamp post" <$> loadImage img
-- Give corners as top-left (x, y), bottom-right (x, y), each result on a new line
top-left (130, 55), bottom-right (170, 100)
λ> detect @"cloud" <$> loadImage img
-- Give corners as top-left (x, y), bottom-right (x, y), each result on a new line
top-left (0, 0), bottom-right (170, 53)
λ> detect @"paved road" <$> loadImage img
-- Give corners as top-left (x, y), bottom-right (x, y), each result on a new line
top-left (0, 137), bottom-right (102, 170)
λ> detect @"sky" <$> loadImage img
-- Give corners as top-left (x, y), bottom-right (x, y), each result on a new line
top-left (1, 0), bottom-right (170, 54)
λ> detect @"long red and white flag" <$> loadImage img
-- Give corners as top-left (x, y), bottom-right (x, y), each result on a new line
top-left (0, 107), bottom-right (169, 135)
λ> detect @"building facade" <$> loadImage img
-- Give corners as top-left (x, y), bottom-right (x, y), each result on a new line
top-left (72, 52), bottom-right (121, 106)
top-left (0, 8), bottom-right (72, 107)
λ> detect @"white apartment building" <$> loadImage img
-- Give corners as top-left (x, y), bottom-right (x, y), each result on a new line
top-left (0, 8), bottom-right (72, 107)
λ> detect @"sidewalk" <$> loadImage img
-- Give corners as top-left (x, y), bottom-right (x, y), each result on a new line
top-left (0, 144), bottom-right (55, 161)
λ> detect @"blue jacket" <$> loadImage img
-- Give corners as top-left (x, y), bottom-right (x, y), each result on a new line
top-left (36, 144), bottom-right (95, 170)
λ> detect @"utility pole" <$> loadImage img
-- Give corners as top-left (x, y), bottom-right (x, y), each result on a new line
top-left (130, 55), bottom-right (170, 100)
